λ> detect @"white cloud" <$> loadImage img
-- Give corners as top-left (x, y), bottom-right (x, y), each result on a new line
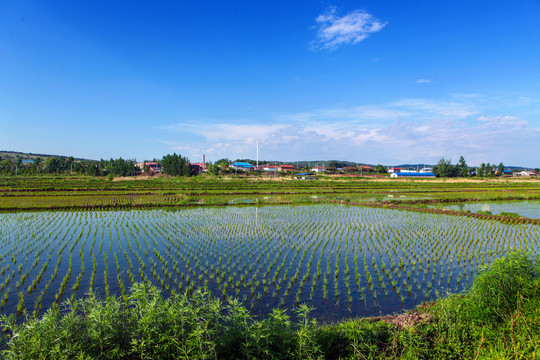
top-left (313, 7), bottom-right (387, 50)
top-left (390, 98), bottom-right (479, 119)
top-left (477, 115), bottom-right (518, 123)
top-left (161, 96), bottom-right (540, 166)
top-left (415, 79), bottom-right (431, 84)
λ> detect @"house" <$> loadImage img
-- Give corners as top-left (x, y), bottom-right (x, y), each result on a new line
top-left (261, 164), bottom-right (279, 172)
top-left (341, 166), bottom-right (358, 173)
top-left (279, 164), bottom-right (295, 172)
top-left (517, 171), bottom-right (538, 176)
top-left (191, 163), bottom-right (205, 174)
top-left (135, 162), bottom-right (162, 173)
top-left (360, 165), bottom-right (372, 172)
top-left (310, 167), bottom-right (327, 173)
top-left (419, 167), bottom-right (433, 173)
top-left (230, 162), bottom-right (255, 171)
top-left (388, 167), bottom-right (401, 173)
top-left (390, 172), bottom-right (436, 178)
top-left (135, 162), bottom-right (162, 174)
top-left (294, 172), bottom-right (317, 180)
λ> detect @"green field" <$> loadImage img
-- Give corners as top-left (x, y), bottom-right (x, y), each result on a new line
top-left (1, 176), bottom-right (539, 358)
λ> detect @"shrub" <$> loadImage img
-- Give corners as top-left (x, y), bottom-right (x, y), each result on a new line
top-left (430, 251), bottom-right (540, 358)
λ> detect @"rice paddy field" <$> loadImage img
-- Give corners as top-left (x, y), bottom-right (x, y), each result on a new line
top-left (1, 175), bottom-right (540, 325)
top-left (2, 175), bottom-right (540, 211)
top-left (428, 200), bottom-right (540, 219)
top-left (1, 202), bottom-right (539, 323)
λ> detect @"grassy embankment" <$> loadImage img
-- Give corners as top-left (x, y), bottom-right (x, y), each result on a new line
top-left (1, 252), bottom-right (538, 359)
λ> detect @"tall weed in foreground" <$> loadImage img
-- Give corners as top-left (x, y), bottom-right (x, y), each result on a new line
top-left (429, 251), bottom-right (540, 359)
top-left (0, 285), bottom-right (322, 360)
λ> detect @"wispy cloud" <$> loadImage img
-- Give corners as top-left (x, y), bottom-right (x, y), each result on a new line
top-left (313, 7), bottom-right (387, 50)
top-left (161, 95), bottom-right (540, 165)
top-left (415, 79), bottom-right (432, 84)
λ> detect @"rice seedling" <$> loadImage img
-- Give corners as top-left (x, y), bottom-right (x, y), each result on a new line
top-left (0, 203), bottom-right (538, 321)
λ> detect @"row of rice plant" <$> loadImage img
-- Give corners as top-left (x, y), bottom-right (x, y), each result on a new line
top-left (0, 204), bottom-right (539, 321)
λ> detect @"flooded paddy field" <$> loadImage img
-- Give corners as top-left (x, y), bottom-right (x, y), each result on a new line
top-left (428, 200), bottom-right (540, 219)
top-left (1, 204), bottom-right (539, 322)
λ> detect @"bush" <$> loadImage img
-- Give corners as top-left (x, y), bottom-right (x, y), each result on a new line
top-left (468, 251), bottom-right (539, 323)
top-left (0, 286), bottom-right (322, 360)
top-left (430, 251), bottom-right (540, 358)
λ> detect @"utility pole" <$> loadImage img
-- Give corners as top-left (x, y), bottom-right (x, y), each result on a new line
top-left (256, 140), bottom-right (259, 169)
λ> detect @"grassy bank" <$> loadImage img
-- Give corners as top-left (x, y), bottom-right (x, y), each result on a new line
top-left (1, 252), bottom-right (538, 359)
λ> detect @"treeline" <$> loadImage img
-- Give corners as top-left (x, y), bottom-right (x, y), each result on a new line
top-left (433, 156), bottom-right (514, 177)
top-left (0, 153), bottom-right (193, 178)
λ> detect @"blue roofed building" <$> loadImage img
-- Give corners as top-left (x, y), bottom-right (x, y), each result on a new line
top-left (230, 162), bottom-right (255, 171)
top-left (293, 172), bottom-right (317, 180)
top-left (390, 172), bottom-right (436, 178)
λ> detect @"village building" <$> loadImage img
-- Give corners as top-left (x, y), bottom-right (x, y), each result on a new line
top-left (136, 162), bottom-right (162, 174)
top-left (294, 172), bottom-right (317, 180)
top-left (516, 170), bottom-right (538, 176)
top-left (190, 163), bottom-right (205, 174)
top-left (390, 172), bottom-right (436, 178)
top-left (230, 162), bottom-right (255, 171)
top-left (279, 164), bottom-right (295, 172)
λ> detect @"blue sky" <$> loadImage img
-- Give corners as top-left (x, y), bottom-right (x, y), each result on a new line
top-left (1, 1), bottom-right (539, 166)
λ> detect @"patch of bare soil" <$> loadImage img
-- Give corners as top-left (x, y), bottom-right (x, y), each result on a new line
top-left (371, 311), bottom-right (431, 330)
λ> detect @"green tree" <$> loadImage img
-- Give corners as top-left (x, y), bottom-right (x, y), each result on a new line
top-left (105, 158), bottom-right (139, 177)
top-left (215, 158), bottom-right (230, 167)
top-left (0, 159), bottom-right (14, 174)
top-left (497, 162), bottom-right (504, 176)
top-left (44, 157), bottom-right (62, 173)
top-left (485, 163), bottom-right (493, 176)
top-left (433, 158), bottom-right (457, 177)
top-left (66, 156), bottom-right (75, 172)
top-left (207, 163), bottom-right (220, 176)
top-left (87, 163), bottom-right (99, 176)
top-left (374, 164), bottom-right (387, 174)
top-left (161, 153), bottom-right (191, 176)
top-left (456, 156), bottom-right (468, 177)
top-left (478, 163), bottom-right (485, 177)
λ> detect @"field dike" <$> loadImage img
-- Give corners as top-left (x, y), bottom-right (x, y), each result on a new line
top-left (1, 252), bottom-right (538, 359)
top-left (335, 199), bottom-right (540, 225)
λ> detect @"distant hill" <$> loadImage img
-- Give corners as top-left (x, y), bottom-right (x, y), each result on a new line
top-left (0, 151), bottom-right (92, 162)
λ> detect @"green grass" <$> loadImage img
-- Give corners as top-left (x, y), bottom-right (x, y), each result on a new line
top-left (1, 252), bottom-right (538, 359)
